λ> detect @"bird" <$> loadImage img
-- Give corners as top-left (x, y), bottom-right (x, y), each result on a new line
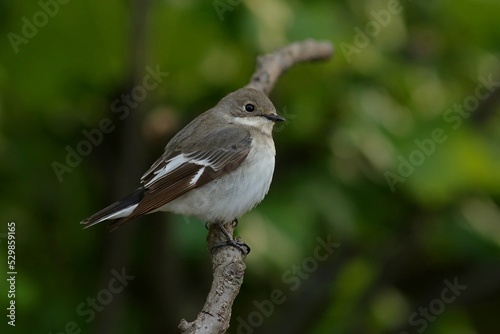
top-left (80, 87), bottom-right (284, 252)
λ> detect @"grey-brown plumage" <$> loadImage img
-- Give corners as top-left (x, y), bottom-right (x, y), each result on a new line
top-left (81, 87), bottom-right (284, 229)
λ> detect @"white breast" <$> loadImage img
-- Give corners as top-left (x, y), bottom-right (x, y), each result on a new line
top-left (160, 134), bottom-right (276, 223)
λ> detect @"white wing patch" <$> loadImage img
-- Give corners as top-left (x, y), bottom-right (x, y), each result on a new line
top-left (143, 153), bottom-right (217, 188)
top-left (190, 167), bottom-right (205, 186)
top-left (186, 155), bottom-right (212, 167)
top-left (144, 154), bottom-right (187, 187)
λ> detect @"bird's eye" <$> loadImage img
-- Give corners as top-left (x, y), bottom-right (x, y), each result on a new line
top-left (244, 103), bottom-right (255, 112)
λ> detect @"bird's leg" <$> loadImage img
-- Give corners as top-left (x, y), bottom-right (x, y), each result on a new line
top-left (211, 220), bottom-right (251, 256)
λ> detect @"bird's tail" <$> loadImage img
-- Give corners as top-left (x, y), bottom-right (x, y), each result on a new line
top-left (80, 187), bottom-right (145, 229)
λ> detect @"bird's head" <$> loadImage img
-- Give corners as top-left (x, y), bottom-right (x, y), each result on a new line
top-left (218, 88), bottom-right (285, 132)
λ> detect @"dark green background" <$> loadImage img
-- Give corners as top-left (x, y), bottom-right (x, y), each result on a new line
top-left (1, 0), bottom-right (499, 333)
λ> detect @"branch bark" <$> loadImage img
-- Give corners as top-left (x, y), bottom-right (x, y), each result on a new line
top-left (245, 39), bottom-right (334, 96)
top-left (179, 221), bottom-right (245, 334)
top-left (178, 39), bottom-right (334, 334)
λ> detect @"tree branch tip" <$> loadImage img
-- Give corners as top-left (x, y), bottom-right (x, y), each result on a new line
top-left (178, 319), bottom-right (191, 332)
top-left (294, 38), bottom-right (335, 57)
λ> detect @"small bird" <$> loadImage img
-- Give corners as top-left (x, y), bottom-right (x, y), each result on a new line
top-left (81, 87), bottom-right (284, 251)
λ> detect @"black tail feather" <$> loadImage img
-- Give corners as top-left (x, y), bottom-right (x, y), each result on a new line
top-left (80, 187), bottom-right (145, 228)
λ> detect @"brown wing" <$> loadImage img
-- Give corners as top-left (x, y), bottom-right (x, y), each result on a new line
top-left (108, 127), bottom-right (252, 229)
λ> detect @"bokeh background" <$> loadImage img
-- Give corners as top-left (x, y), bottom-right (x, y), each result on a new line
top-left (1, 0), bottom-right (500, 333)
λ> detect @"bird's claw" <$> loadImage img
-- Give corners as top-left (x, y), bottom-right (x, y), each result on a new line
top-left (211, 238), bottom-right (251, 256)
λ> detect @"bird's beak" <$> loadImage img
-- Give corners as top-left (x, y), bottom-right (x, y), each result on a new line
top-left (264, 113), bottom-right (285, 122)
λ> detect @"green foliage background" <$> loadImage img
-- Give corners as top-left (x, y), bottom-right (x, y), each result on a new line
top-left (0, 0), bottom-right (499, 333)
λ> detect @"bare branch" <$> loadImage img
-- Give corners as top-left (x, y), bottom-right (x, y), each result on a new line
top-left (178, 39), bottom-right (334, 334)
top-left (246, 39), bottom-right (334, 95)
top-left (179, 222), bottom-right (245, 334)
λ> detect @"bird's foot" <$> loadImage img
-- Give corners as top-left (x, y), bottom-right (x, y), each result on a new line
top-left (210, 220), bottom-right (250, 256)
top-left (211, 238), bottom-right (251, 256)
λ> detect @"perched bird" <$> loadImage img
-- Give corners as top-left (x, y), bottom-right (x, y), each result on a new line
top-left (81, 87), bottom-right (284, 252)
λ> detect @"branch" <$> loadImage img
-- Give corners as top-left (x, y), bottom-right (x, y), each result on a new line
top-left (246, 39), bottom-right (334, 95)
top-left (178, 39), bottom-right (334, 334)
top-left (179, 221), bottom-right (245, 334)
